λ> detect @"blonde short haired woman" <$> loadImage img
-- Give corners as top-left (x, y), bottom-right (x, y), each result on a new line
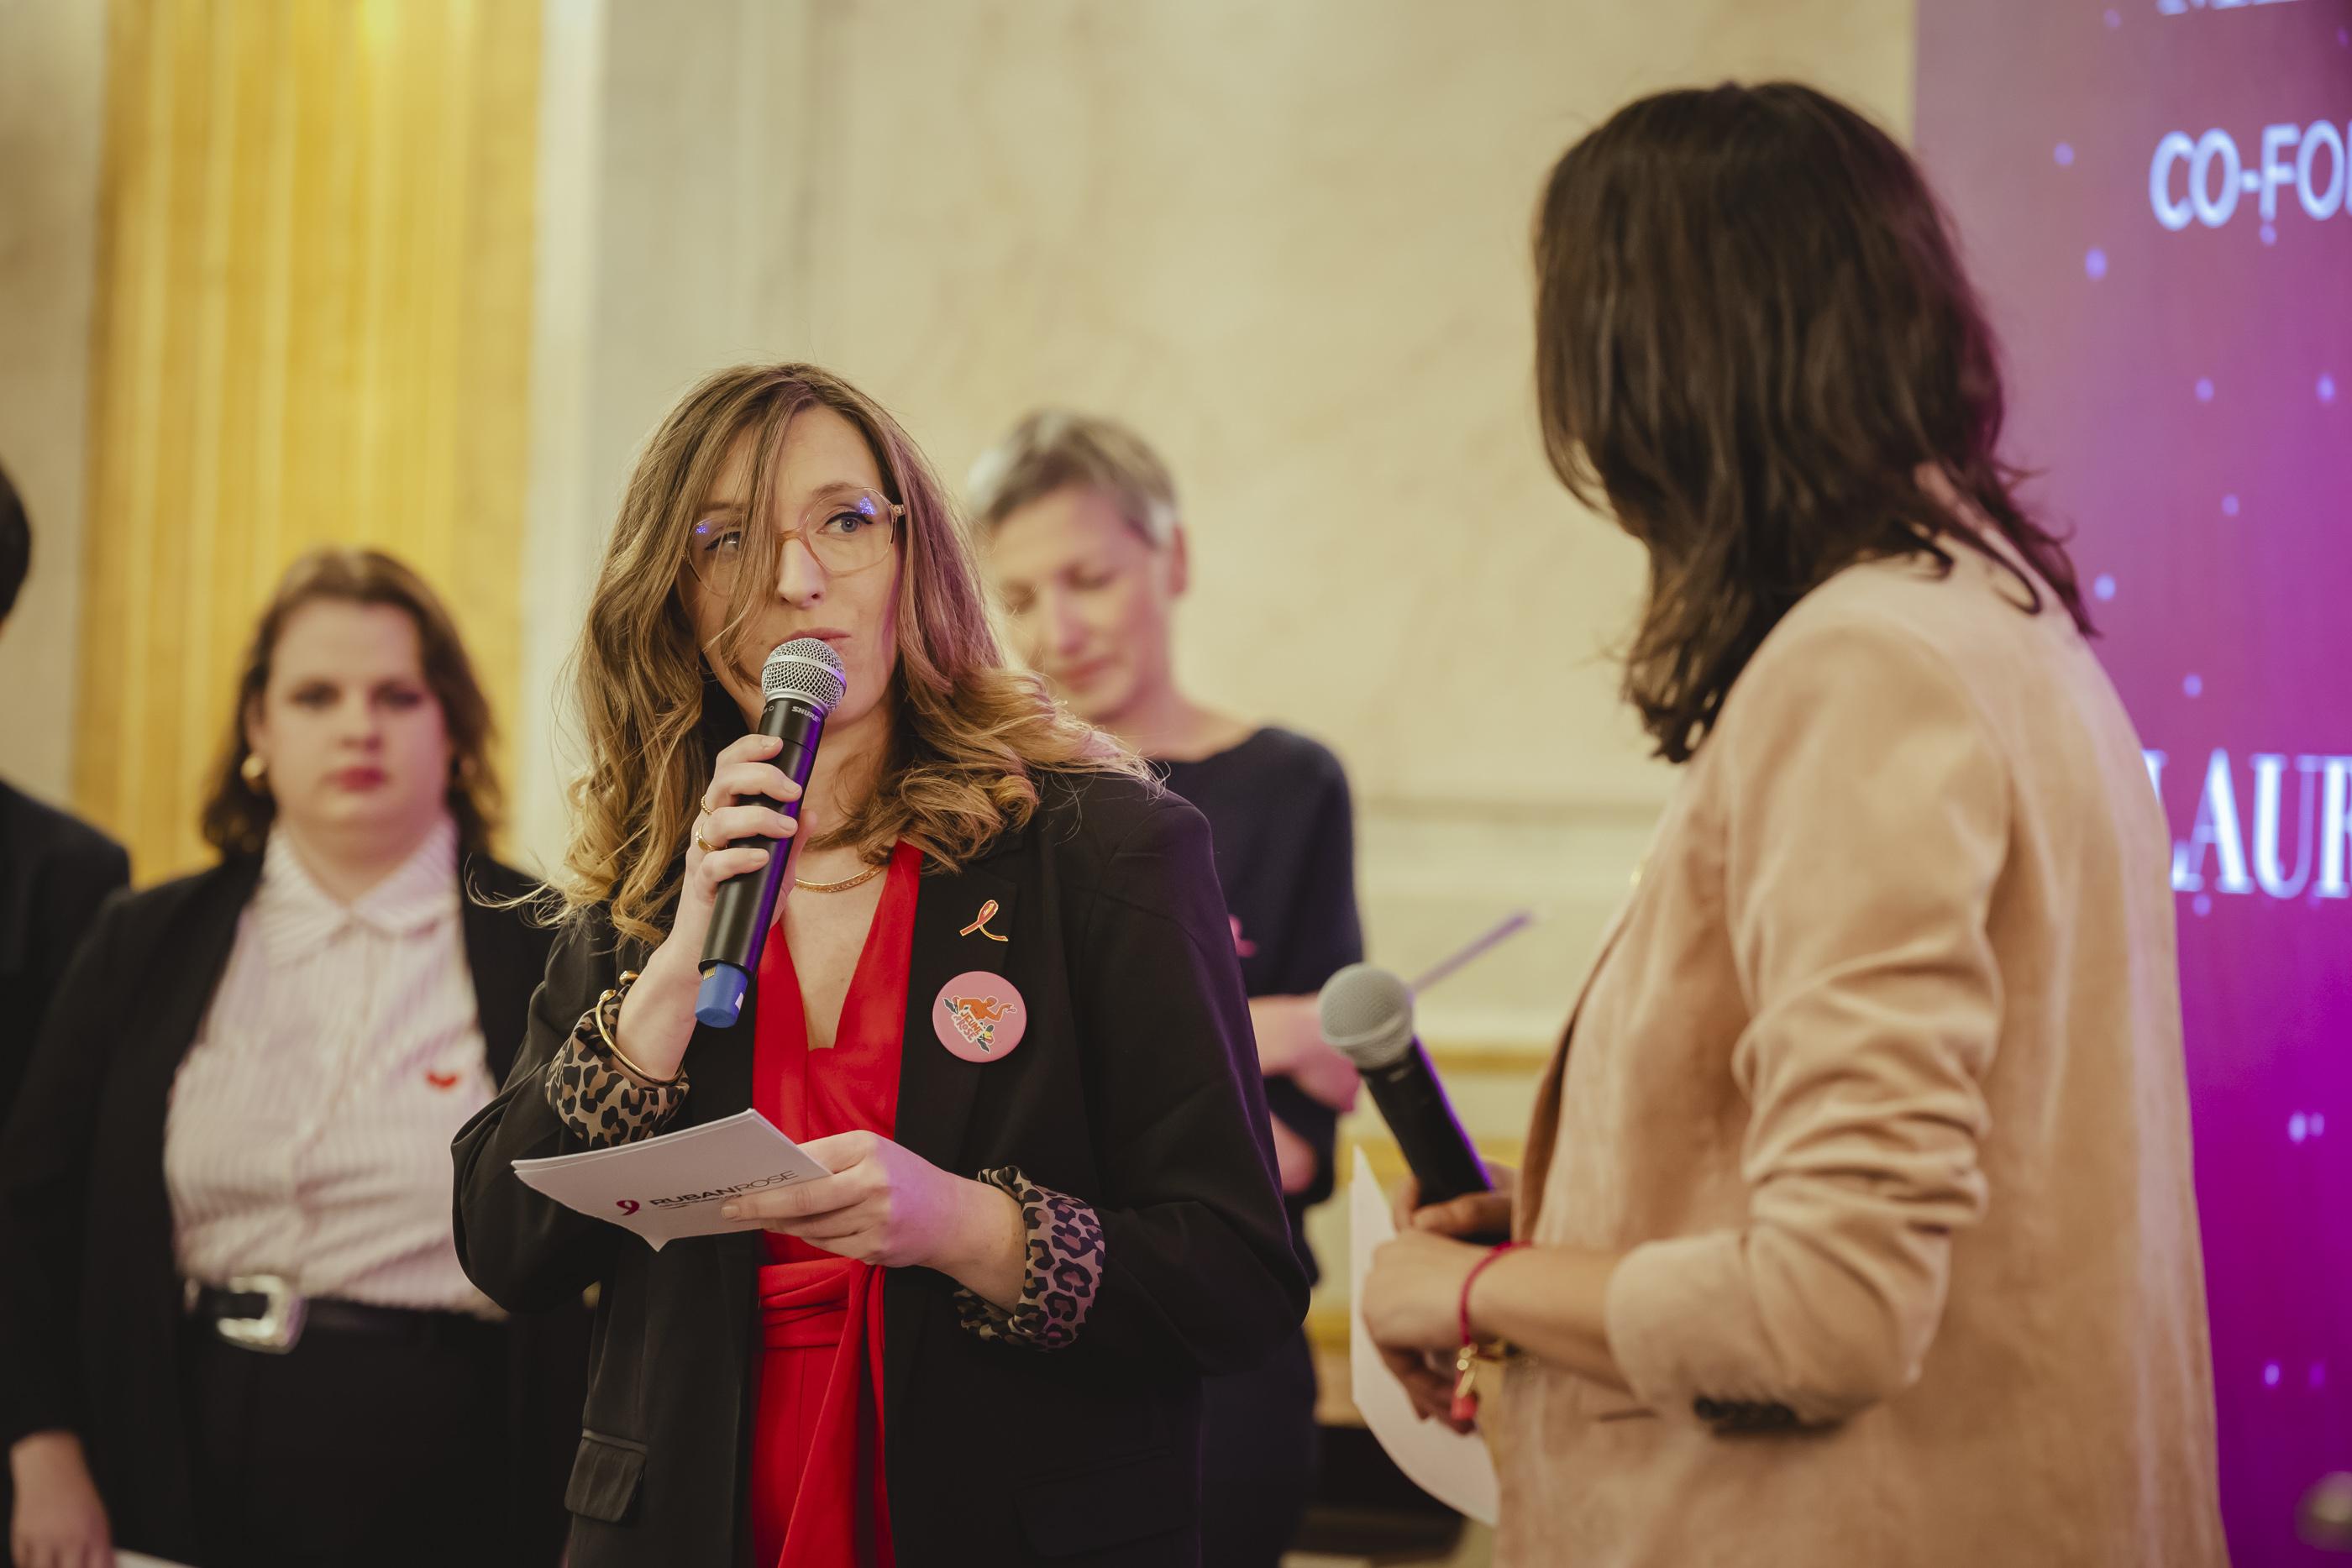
top-left (974, 408), bottom-right (1364, 1568)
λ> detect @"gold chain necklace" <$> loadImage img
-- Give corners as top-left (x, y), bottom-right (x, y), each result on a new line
top-left (795, 862), bottom-right (885, 894)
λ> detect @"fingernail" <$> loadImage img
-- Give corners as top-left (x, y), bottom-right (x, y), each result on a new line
top-left (720, 1204), bottom-right (738, 1219)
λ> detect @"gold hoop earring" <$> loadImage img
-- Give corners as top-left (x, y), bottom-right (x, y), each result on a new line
top-left (239, 753), bottom-right (267, 786)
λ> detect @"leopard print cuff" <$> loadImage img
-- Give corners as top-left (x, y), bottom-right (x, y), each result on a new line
top-left (542, 973), bottom-right (688, 1147)
top-left (952, 1167), bottom-right (1105, 1352)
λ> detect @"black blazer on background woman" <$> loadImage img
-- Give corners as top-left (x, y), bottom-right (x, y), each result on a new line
top-left (453, 768), bottom-right (1310, 1568)
top-left (0, 853), bottom-right (584, 1565)
top-left (0, 779), bottom-right (129, 1123)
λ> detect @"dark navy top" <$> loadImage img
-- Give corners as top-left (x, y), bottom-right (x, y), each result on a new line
top-left (1153, 726), bottom-right (1362, 1283)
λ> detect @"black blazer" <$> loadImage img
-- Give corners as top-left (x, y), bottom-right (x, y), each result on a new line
top-left (452, 769), bottom-right (1309, 1568)
top-left (0, 850), bottom-right (582, 1566)
top-left (0, 779), bottom-right (130, 1121)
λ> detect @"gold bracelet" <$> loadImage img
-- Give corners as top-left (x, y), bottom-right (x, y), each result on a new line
top-left (595, 971), bottom-right (685, 1088)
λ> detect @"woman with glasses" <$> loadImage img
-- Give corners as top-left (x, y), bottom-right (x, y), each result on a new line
top-left (453, 364), bottom-right (1305, 1567)
top-left (0, 549), bottom-right (583, 1568)
top-left (1359, 84), bottom-right (2224, 1565)
top-left (973, 411), bottom-right (1363, 1568)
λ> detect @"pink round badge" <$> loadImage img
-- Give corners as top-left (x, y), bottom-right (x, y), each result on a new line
top-left (932, 973), bottom-right (1027, 1062)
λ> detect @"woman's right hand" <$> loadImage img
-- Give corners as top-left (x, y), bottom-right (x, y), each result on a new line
top-left (669, 732), bottom-right (804, 944)
top-left (9, 1430), bottom-right (112, 1568)
top-left (1393, 1161), bottom-right (1519, 1241)
top-left (612, 733), bottom-right (801, 1083)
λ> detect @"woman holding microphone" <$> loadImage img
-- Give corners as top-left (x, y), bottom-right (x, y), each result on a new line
top-left (452, 364), bottom-right (1305, 1567)
top-left (1361, 84), bottom-right (2226, 1565)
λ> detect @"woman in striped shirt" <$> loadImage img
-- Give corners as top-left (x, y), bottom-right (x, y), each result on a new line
top-left (0, 549), bottom-right (582, 1568)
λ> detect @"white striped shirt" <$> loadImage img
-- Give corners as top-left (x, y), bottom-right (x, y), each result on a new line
top-left (164, 817), bottom-right (498, 1314)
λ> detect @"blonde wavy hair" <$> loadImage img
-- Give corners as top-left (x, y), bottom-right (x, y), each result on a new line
top-left (560, 364), bottom-right (1140, 944)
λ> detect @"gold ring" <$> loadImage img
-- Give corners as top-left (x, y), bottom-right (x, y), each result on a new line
top-left (693, 829), bottom-right (717, 855)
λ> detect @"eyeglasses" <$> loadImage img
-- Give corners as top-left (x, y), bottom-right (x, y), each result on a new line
top-left (687, 487), bottom-right (902, 590)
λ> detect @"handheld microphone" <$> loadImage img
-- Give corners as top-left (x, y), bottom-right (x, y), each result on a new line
top-left (693, 638), bottom-right (848, 1027)
top-left (1318, 962), bottom-right (1506, 1242)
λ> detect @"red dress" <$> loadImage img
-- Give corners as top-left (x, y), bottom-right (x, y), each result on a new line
top-left (749, 842), bottom-right (921, 1568)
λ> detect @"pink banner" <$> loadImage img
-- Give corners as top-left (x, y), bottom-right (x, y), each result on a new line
top-left (1918, 3), bottom-right (2352, 1560)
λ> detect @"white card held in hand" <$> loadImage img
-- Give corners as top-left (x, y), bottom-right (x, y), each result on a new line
top-left (512, 1109), bottom-right (834, 1251)
top-left (1349, 1146), bottom-right (1499, 1524)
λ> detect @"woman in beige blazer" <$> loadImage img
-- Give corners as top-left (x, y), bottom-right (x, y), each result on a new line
top-left (1359, 82), bottom-right (2229, 1566)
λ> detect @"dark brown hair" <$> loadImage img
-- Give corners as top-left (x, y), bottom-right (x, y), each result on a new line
top-left (1535, 81), bottom-right (2088, 763)
top-left (202, 548), bottom-right (501, 856)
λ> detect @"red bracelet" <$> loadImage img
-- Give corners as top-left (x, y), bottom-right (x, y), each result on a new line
top-left (1451, 1240), bottom-right (1527, 1422)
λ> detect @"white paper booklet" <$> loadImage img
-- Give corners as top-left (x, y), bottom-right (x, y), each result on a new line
top-left (1349, 1146), bottom-right (1500, 1524)
top-left (512, 1109), bottom-right (834, 1251)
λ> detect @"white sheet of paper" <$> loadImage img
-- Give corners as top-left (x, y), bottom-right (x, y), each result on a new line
top-left (512, 1109), bottom-right (833, 1251)
top-left (1348, 1146), bottom-right (1500, 1525)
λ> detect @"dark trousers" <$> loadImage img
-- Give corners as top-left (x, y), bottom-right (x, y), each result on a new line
top-left (1198, 1326), bottom-right (1320, 1568)
top-left (181, 1314), bottom-right (509, 1568)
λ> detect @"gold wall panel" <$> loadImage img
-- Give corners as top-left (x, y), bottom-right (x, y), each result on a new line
top-left (75, 0), bottom-right (540, 880)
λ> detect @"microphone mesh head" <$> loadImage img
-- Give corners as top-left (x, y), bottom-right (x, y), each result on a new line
top-left (1318, 962), bottom-right (1415, 1069)
top-left (762, 638), bottom-right (848, 712)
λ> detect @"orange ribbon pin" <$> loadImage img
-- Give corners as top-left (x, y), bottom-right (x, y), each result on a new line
top-left (959, 899), bottom-right (1009, 941)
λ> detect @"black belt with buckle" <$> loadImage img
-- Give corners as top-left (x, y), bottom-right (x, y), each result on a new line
top-left (185, 1275), bottom-right (499, 1355)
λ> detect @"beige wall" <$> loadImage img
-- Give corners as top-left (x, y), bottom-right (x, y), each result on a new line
top-left (0, 0), bottom-right (107, 805)
top-left (514, 0), bottom-right (827, 873)
top-left (537, 0), bottom-right (1914, 1039)
top-left (0, 1), bottom-right (1921, 873)
top-left (0, 0), bottom-right (1914, 1304)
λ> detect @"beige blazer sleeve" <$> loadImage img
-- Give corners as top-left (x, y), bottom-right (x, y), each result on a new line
top-left (1604, 613), bottom-right (2009, 1424)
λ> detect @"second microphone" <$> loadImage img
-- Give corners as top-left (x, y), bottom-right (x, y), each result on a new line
top-left (1319, 962), bottom-right (1507, 1245)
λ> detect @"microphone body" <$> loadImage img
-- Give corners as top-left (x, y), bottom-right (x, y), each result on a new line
top-left (1319, 962), bottom-right (1507, 1243)
top-left (1354, 1041), bottom-right (1493, 1209)
top-left (694, 640), bottom-right (847, 1027)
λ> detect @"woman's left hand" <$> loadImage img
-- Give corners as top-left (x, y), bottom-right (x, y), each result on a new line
top-left (721, 1130), bottom-right (1026, 1307)
top-left (1361, 1228), bottom-right (1488, 1430)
